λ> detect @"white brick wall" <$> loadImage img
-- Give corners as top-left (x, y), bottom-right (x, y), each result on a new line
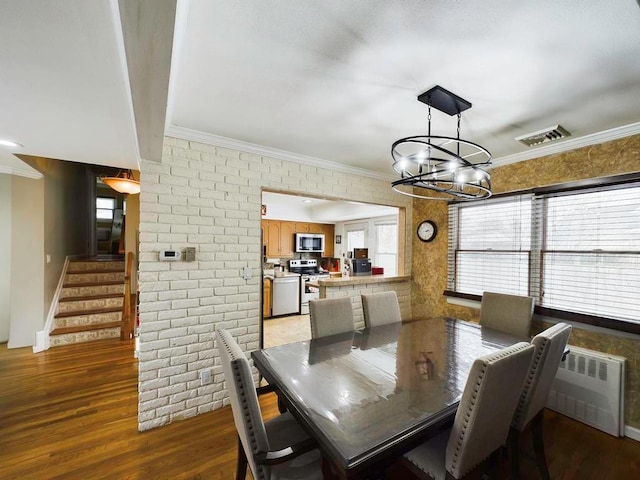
top-left (137, 136), bottom-right (412, 431)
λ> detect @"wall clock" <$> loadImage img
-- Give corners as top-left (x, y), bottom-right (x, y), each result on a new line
top-left (417, 220), bottom-right (437, 242)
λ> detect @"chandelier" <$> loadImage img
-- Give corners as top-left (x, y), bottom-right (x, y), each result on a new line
top-left (101, 170), bottom-right (140, 195)
top-left (391, 86), bottom-right (492, 200)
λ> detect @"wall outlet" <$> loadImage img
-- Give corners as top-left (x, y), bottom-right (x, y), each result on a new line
top-left (200, 369), bottom-right (212, 386)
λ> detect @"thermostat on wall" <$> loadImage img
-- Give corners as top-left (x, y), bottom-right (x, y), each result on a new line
top-left (159, 249), bottom-right (181, 261)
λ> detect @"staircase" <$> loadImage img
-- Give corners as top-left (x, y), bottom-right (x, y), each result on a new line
top-left (49, 256), bottom-right (126, 347)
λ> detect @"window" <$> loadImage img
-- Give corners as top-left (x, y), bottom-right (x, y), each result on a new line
top-left (448, 196), bottom-right (532, 296)
top-left (96, 197), bottom-right (116, 220)
top-left (346, 224), bottom-right (366, 253)
top-left (374, 222), bottom-right (398, 275)
top-left (447, 181), bottom-right (640, 329)
top-left (540, 187), bottom-right (640, 322)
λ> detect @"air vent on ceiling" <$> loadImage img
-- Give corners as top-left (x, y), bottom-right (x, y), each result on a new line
top-left (515, 125), bottom-right (571, 147)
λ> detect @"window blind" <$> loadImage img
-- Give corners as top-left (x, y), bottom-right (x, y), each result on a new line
top-left (538, 185), bottom-right (640, 323)
top-left (447, 180), bottom-right (640, 327)
top-left (448, 195), bottom-right (533, 296)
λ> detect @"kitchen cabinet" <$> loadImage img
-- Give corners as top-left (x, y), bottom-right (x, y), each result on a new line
top-left (308, 223), bottom-right (324, 234)
top-left (264, 220), bottom-right (294, 257)
top-left (263, 219), bottom-right (334, 258)
top-left (263, 278), bottom-right (271, 318)
top-left (322, 224), bottom-right (335, 257)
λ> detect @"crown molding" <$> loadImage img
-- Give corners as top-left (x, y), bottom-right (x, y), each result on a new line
top-left (0, 165), bottom-right (44, 179)
top-left (166, 121), bottom-right (640, 180)
top-left (492, 122), bottom-right (640, 168)
top-left (165, 124), bottom-right (395, 181)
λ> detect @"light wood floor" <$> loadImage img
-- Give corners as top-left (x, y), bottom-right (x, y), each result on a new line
top-left (1, 339), bottom-right (639, 479)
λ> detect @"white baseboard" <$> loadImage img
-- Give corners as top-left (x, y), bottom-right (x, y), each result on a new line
top-left (625, 425), bottom-right (640, 442)
top-left (33, 255), bottom-right (75, 353)
top-left (32, 330), bottom-right (49, 353)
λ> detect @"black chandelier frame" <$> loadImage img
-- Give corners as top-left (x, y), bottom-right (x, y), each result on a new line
top-left (391, 85), bottom-right (493, 201)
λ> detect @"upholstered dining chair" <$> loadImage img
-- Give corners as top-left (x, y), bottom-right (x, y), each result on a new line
top-left (403, 342), bottom-right (535, 480)
top-left (215, 329), bottom-right (322, 480)
top-left (361, 291), bottom-right (402, 328)
top-left (479, 291), bottom-right (535, 338)
top-left (309, 297), bottom-right (355, 339)
top-left (508, 322), bottom-right (572, 480)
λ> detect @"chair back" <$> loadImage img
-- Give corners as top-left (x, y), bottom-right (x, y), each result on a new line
top-left (512, 323), bottom-right (572, 431)
top-left (479, 291), bottom-right (534, 338)
top-left (445, 342), bottom-right (534, 478)
top-left (309, 297), bottom-right (355, 338)
top-left (361, 291), bottom-right (402, 328)
top-left (215, 329), bottom-right (270, 480)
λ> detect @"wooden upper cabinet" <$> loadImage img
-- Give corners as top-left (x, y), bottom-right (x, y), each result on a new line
top-left (262, 219), bottom-right (333, 258)
top-left (280, 221), bottom-right (295, 257)
top-left (294, 222), bottom-right (310, 233)
top-left (308, 223), bottom-right (324, 234)
top-left (322, 224), bottom-right (335, 257)
top-left (265, 220), bottom-right (282, 257)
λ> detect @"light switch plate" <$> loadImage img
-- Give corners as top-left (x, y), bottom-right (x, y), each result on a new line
top-left (184, 247), bottom-right (196, 262)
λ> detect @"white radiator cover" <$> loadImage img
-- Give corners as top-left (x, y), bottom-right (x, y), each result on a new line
top-left (547, 345), bottom-right (626, 436)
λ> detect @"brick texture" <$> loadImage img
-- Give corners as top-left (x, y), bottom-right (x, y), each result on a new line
top-left (137, 136), bottom-right (412, 431)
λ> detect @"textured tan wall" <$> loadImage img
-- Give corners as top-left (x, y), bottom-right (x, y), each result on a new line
top-left (411, 133), bottom-right (640, 428)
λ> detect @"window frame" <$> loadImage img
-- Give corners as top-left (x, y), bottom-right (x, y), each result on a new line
top-left (445, 173), bottom-right (640, 335)
top-left (373, 219), bottom-right (398, 276)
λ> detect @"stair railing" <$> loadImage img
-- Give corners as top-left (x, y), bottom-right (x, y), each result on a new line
top-left (121, 252), bottom-right (135, 340)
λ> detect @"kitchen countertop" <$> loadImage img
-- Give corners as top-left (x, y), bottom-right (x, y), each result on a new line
top-left (264, 272), bottom-right (300, 280)
top-left (314, 274), bottom-right (410, 287)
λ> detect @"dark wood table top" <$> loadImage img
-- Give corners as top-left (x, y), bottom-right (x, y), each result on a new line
top-left (252, 317), bottom-right (526, 478)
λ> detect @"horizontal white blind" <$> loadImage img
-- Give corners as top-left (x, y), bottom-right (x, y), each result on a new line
top-left (448, 196), bottom-right (533, 296)
top-left (539, 186), bottom-right (640, 323)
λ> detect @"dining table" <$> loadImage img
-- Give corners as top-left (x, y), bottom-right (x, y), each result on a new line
top-left (251, 317), bottom-right (527, 479)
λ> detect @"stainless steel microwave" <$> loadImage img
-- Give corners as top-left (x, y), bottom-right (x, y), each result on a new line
top-left (295, 233), bottom-right (325, 253)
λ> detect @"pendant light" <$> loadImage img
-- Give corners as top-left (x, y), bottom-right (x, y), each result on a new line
top-left (391, 85), bottom-right (492, 200)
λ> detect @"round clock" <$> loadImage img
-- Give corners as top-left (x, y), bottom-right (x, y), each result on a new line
top-left (417, 220), bottom-right (437, 242)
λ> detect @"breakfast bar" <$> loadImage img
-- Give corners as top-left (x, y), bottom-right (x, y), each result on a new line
top-left (308, 274), bottom-right (411, 329)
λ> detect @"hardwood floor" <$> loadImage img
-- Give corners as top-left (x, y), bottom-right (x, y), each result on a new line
top-left (1, 339), bottom-right (639, 479)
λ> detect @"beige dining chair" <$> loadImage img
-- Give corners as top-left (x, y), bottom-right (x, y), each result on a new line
top-left (403, 342), bottom-right (535, 480)
top-left (508, 322), bottom-right (572, 480)
top-left (479, 291), bottom-right (535, 338)
top-left (361, 291), bottom-right (402, 328)
top-left (215, 329), bottom-right (322, 480)
top-left (309, 297), bottom-right (355, 338)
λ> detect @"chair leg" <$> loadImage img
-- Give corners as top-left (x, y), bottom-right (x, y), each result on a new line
top-left (531, 411), bottom-right (551, 480)
top-left (236, 436), bottom-right (248, 480)
top-left (507, 427), bottom-right (520, 480)
top-left (277, 395), bottom-right (288, 413)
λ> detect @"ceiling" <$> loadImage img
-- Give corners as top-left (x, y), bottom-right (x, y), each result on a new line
top-left (2, 0), bottom-right (640, 180)
top-left (262, 191), bottom-right (398, 223)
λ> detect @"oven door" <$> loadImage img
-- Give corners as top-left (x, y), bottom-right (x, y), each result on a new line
top-left (300, 277), bottom-right (320, 314)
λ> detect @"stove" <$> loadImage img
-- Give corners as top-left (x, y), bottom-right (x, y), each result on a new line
top-left (289, 259), bottom-right (322, 276)
top-left (289, 260), bottom-right (330, 314)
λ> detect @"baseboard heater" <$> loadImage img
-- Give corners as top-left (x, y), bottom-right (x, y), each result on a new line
top-left (547, 345), bottom-right (626, 436)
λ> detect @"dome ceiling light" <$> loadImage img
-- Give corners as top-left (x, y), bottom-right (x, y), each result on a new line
top-left (101, 170), bottom-right (140, 195)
